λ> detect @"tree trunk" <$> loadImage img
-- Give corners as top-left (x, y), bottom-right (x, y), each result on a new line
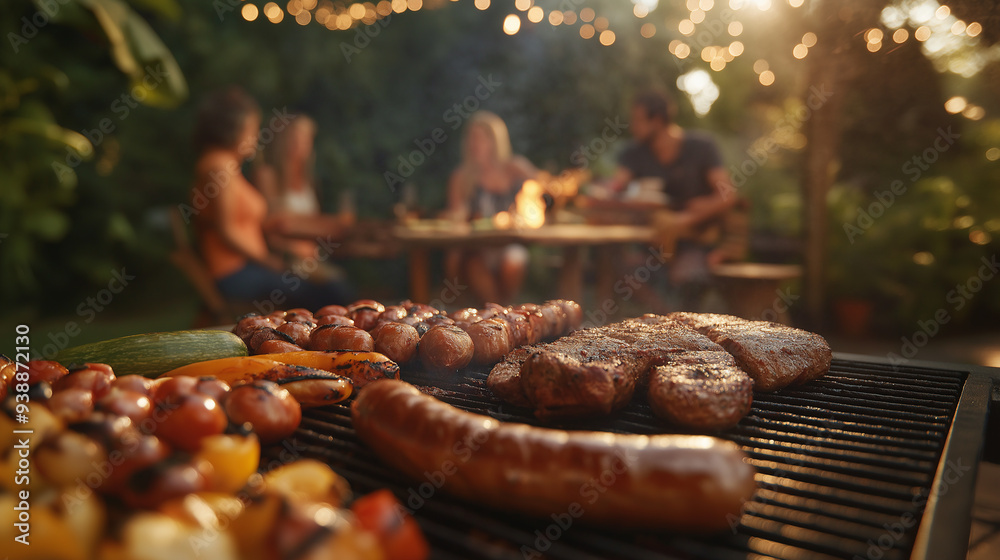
top-left (800, 0), bottom-right (886, 330)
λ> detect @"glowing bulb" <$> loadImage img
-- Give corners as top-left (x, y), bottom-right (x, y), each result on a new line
top-left (503, 14), bottom-right (521, 34)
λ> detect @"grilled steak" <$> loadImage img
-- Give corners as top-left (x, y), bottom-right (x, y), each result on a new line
top-left (514, 317), bottom-right (725, 421)
top-left (485, 345), bottom-right (535, 408)
top-left (648, 351), bottom-right (754, 431)
top-left (667, 312), bottom-right (831, 391)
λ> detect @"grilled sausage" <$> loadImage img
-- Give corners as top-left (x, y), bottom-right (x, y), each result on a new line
top-left (309, 325), bottom-right (375, 352)
top-left (371, 322), bottom-right (420, 364)
top-left (418, 325), bottom-right (474, 372)
top-left (351, 380), bottom-right (757, 531)
top-left (463, 317), bottom-right (512, 366)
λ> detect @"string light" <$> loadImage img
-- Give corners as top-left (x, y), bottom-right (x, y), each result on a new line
top-left (580, 23), bottom-right (595, 39)
top-left (640, 23), bottom-right (656, 37)
top-left (580, 8), bottom-right (595, 22)
top-left (474, 0), bottom-right (489, 10)
top-left (801, 32), bottom-right (817, 47)
top-left (792, 43), bottom-right (808, 59)
top-left (599, 30), bottom-right (615, 46)
top-left (548, 11), bottom-right (563, 25)
top-left (514, 0), bottom-right (530, 11)
top-left (892, 28), bottom-right (908, 43)
top-left (759, 70), bottom-right (775, 85)
top-left (728, 21), bottom-right (742, 36)
top-left (503, 14), bottom-right (521, 34)
top-left (242, 4), bottom-right (259, 21)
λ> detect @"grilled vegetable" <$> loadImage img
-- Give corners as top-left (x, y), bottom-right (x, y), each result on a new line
top-left (253, 350), bottom-right (399, 388)
top-left (161, 357), bottom-right (353, 407)
top-left (53, 331), bottom-right (248, 378)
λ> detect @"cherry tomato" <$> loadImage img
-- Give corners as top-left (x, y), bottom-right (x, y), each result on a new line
top-left (194, 377), bottom-right (231, 403)
top-left (352, 490), bottom-right (430, 560)
top-left (150, 376), bottom-right (199, 403)
top-left (97, 388), bottom-right (153, 425)
top-left (121, 454), bottom-right (213, 510)
top-left (47, 388), bottom-right (95, 424)
top-left (24, 360), bottom-right (69, 386)
top-left (112, 375), bottom-right (154, 395)
top-left (153, 393), bottom-right (228, 452)
top-left (52, 367), bottom-right (115, 400)
top-left (196, 433), bottom-right (261, 493)
top-left (104, 431), bottom-right (171, 491)
top-left (224, 381), bottom-right (301, 445)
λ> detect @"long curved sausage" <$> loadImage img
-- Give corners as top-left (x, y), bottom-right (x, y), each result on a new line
top-left (351, 380), bottom-right (757, 531)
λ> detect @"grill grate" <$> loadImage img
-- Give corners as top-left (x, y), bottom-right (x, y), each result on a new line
top-left (265, 357), bottom-right (967, 560)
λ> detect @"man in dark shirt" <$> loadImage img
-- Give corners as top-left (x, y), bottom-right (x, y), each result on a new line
top-left (608, 90), bottom-right (738, 308)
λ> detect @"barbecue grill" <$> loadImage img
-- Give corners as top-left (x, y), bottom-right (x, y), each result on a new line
top-left (266, 353), bottom-right (1000, 560)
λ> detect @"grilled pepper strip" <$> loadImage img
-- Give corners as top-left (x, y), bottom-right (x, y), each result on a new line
top-left (160, 357), bottom-right (353, 407)
top-left (253, 351), bottom-right (399, 389)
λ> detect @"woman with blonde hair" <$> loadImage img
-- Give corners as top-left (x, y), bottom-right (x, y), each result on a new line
top-left (253, 114), bottom-right (354, 288)
top-left (445, 111), bottom-right (537, 304)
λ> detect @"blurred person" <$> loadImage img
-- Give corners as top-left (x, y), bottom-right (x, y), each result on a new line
top-left (190, 87), bottom-right (352, 312)
top-left (445, 111), bottom-right (538, 305)
top-left (253, 113), bottom-right (354, 284)
top-left (607, 89), bottom-right (740, 307)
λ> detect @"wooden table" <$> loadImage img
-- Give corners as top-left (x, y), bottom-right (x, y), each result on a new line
top-left (393, 222), bottom-right (658, 304)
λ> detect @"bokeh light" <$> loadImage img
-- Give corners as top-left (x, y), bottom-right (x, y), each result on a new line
top-left (503, 14), bottom-right (521, 35)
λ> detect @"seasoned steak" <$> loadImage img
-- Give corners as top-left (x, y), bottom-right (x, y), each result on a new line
top-left (515, 318), bottom-right (729, 421)
top-left (668, 312), bottom-right (831, 391)
top-left (519, 330), bottom-right (640, 419)
top-left (485, 345), bottom-right (535, 408)
top-left (648, 351), bottom-right (754, 431)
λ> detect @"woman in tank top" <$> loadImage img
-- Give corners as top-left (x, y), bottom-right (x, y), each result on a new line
top-left (190, 88), bottom-right (351, 313)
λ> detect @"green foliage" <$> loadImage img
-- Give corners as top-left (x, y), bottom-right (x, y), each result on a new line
top-left (0, 0), bottom-right (187, 311)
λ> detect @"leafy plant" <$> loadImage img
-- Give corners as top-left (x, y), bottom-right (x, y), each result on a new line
top-left (0, 0), bottom-right (186, 309)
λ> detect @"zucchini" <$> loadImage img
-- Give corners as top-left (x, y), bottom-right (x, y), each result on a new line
top-left (53, 330), bottom-right (248, 378)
